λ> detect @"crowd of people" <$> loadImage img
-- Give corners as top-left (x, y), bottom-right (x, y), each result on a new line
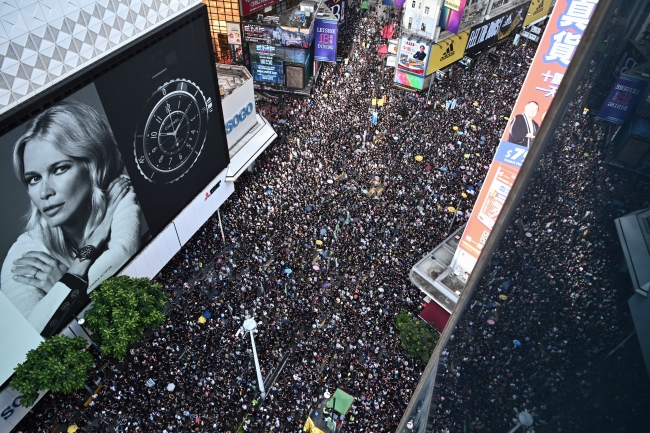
top-left (15, 2), bottom-right (650, 433)
top-left (426, 38), bottom-right (650, 433)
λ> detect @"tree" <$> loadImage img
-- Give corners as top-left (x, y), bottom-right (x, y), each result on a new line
top-left (11, 335), bottom-right (94, 407)
top-left (395, 310), bottom-right (439, 364)
top-left (84, 276), bottom-right (167, 359)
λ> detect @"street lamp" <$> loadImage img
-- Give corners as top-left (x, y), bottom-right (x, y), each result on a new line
top-left (74, 315), bottom-right (94, 343)
top-left (241, 313), bottom-right (266, 399)
top-left (406, 420), bottom-right (414, 430)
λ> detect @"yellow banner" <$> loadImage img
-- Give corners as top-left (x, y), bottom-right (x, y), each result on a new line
top-left (426, 29), bottom-right (470, 75)
top-left (524, 0), bottom-right (552, 26)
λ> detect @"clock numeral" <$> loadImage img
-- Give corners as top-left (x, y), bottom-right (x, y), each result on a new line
top-left (179, 153), bottom-right (183, 160)
top-left (207, 97), bottom-right (213, 113)
top-left (150, 132), bottom-right (157, 138)
top-left (152, 147), bottom-right (157, 153)
top-left (161, 87), bottom-right (167, 96)
top-left (139, 156), bottom-right (145, 164)
top-left (156, 116), bottom-right (163, 123)
top-left (159, 155), bottom-right (164, 163)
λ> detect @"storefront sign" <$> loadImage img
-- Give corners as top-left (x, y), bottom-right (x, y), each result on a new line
top-left (426, 29), bottom-right (470, 75)
top-left (598, 75), bottom-right (648, 124)
top-left (240, 0), bottom-right (281, 17)
top-left (464, 2), bottom-right (530, 55)
top-left (227, 22), bottom-right (241, 45)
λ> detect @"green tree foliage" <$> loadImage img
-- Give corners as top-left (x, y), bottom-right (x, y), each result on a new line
top-left (84, 276), bottom-right (167, 359)
top-left (395, 310), bottom-right (439, 364)
top-left (11, 335), bottom-right (93, 407)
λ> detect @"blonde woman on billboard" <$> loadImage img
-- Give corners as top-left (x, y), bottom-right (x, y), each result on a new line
top-left (1, 101), bottom-right (141, 334)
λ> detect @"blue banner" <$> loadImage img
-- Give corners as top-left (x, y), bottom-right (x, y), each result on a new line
top-left (314, 18), bottom-right (338, 62)
top-left (597, 75), bottom-right (648, 124)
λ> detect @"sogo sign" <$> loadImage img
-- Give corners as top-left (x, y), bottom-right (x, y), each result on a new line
top-left (225, 102), bottom-right (254, 134)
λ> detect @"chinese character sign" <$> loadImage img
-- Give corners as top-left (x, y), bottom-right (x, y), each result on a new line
top-left (597, 75), bottom-right (648, 124)
top-left (397, 37), bottom-right (431, 77)
top-left (501, 0), bottom-right (599, 147)
top-left (450, 0), bottom-right (599, 277)
top-left (314, 18), bottom-right (339, 62)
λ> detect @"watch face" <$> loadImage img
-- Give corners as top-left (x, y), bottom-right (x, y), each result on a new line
top-left (134, 79), bottom-right (213, 183)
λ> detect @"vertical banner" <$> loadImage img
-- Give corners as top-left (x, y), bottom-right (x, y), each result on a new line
top-left (314, 18), bottom-right (339, 62)
top-left (439, 0), bottom-right (467, 34)
top-left (597, 75), bottom-right (648, 124)
top-left (451, 0), bottom-right (600, 277)
top-left (325, 0), bottom-right (347, 30)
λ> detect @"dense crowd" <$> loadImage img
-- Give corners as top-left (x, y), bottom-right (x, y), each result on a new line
top-left (427, 38), bottom-right (650, 433)
top-left (15, 2), bottom-right (649, 433)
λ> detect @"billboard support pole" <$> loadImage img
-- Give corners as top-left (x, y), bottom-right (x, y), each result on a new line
top-left (217, 208), bottom-right (226, 243)
top-left (426, 75), bottom-right (434, 106)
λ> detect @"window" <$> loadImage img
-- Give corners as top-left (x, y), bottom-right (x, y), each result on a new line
top-left (411, 1), bottom-right (415, 8)
top-left (418, 2), bottom-right (421, 9)
top-left (408, 17), bottom-right (413, 29)
top-left (421, 23), bottom-right (426, 31)
top-left (424, 6), bottom-right (430, 13)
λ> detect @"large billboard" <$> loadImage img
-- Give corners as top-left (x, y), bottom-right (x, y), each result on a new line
top-left (314, 18), bottom-right (339, 62)
top-left (243, 22), bottom-right (313, 48)
top-left (524, 0), bottom-right (554, 26)
top-left (426, 29), bottom-right (470, 75)
top-left (0, 6), bottom-right (228, 384)
top-left (240, 0), bottom-right (282, 17)
top-left (397, 37), bottom-right (432, 77)
top-left (597, 74), bottom-right (648, 124)
top-left (438, 0), bottom-right (467, 35)
top-left (464, 2), bottom-right (530, 55)
top-left (451, 0), bottom-right (600, 277)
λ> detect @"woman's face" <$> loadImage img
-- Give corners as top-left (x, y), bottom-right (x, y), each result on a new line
top-left (22, 138), bottom-right (92, 231)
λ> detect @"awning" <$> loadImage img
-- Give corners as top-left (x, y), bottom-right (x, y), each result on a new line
top-left (326, 388), bottom-right (355, 415)
top-left (419, 301), bottom-right (451, 333)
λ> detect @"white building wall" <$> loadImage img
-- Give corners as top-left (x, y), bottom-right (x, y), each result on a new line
top-left (402, 0), bottom-right (443, 40)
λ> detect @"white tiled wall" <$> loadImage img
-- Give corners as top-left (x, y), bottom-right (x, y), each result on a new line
top-left (0, 0), bottom-right (200, 114)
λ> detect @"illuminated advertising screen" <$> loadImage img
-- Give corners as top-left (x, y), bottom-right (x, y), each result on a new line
top-left (243, 22), bottom-right (312, 48)
top-left (438, 0), bottom-right (466, 34)
top-left (395, 70), bottom-right (424, 90)
top-left (0, 6), bottom-right (228, 382)
top-left (397, 37), bottom-right (431, 77)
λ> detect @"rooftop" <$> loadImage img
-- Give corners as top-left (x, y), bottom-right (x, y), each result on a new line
top-left (215, 64), bottom-right (251, 101)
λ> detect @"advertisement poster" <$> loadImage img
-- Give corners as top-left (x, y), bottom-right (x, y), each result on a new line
top-left (464, 2), bottom-right (529, 55)
top-left (438, 0), bottom-right (466, 34)
top-left (597, 75), bottom-right (648, 124)
top-left (451, 0), bottom-right (600, 277)
top-left (325, 0), bottom-right (347, 29)
top-left (240, 0), bottom-right (281, 17)
top-left (426, 29), bottom-right (470, 75)
top-left (397, 37), bottom-right (431, 76)
top-left (524, 0), bottom-right (554, 26)
top-left (243, 22), bottom-right (313, 49)
top-left (394, 70), bottom-right (424, 90)
top-left (227, 22), bottom-right (242, 45)
top-left (0, 15), bottom-right (228, 384)
top-left (314, 18), bottom-right (338, 62)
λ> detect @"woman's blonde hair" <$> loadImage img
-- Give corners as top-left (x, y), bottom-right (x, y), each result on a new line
top-left (13, 101), bottom-right (124, 264)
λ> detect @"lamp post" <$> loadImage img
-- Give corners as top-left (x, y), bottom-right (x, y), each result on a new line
top-left (241, 313), bottom-right (266, 399)
top-left (74, 315), bottom-right (94, 343)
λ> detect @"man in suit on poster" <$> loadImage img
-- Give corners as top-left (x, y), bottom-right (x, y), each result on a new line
top-left (508, 101), bottom-right (540, 147)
